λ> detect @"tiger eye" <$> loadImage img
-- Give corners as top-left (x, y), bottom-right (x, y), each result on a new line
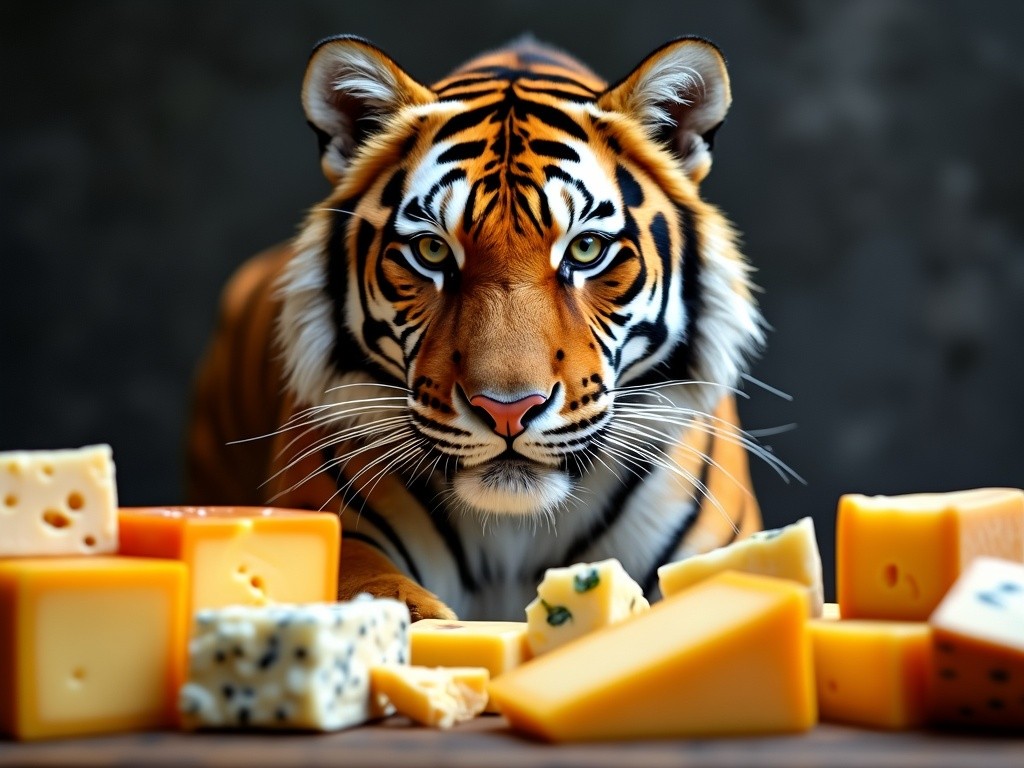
top-left (568, 234), bottom-right (604, 265)
top-left (416, 237), bottom-right (451, 265)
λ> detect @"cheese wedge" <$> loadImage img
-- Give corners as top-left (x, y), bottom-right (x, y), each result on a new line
top-left (489, 571), bottom-right (816, 741)
top-left (659, 516), bottom-right (824, 616)
top-left (810, 620), bottom-right (931, 729)
top-left (525, 558), bottom-right (649, 657)
top-left (928, 557), bottom-right (1024, 729)
top-left (0, 557), bottom-right (188, 740)
top-left (370, 665), bottom-right (488, 728)
top-left (837, 488), bottom-right (1024, 620)
top-left (0, 445), bottom-right (118, 556)
top-left (118, 506), bottom-right (340, 614)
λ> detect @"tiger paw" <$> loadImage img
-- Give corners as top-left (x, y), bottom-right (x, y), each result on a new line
top-left (342, 574), bottom-right (457, 622)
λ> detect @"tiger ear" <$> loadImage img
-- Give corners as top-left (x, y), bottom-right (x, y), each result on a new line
top-left (599, 38), bottom-right (731, 184)
top-left (302, 36), bottom-right (435, 184)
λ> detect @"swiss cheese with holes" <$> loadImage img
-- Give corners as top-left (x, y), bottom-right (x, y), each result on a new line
top-left (0, 445), bottom-right (118, 556)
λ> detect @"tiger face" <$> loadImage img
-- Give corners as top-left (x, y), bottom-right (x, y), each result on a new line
top-left (277, 36), bottom-right (763, 522)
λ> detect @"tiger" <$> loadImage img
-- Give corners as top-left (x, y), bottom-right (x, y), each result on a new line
top-left (185, 34), bottom-right (776, 622)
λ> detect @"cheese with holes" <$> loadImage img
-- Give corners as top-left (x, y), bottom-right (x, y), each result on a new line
top-left (837, 488), bottom-right (1024, 620)
top-left (410, 619), bottom-right (530, 713)
top-left (489, 571), bottom-right (816, 741)
top-left (525, 558), bottom-right (649, 657)
top-left (370, 665), bottom-right (488, 728)
top-left (178, 596), bottom-right (409, 731)
top-left (0, 557), bottom-right (187, 740)
top-left (118, 506), bottom-right (340, 614)
top-left (928, 557), bottom-right (1024, 729)
top-left (0, 445), bottom-right (118, 556)
top-left (659, 516), bottom-right (824, 616)
top-left (810, 620), bottom-right (931, 729)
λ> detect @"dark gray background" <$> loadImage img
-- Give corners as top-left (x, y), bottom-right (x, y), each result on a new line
top-left (3, 1), bottom-right (1023, 600)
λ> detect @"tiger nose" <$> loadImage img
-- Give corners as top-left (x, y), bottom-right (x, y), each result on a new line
top-left (468, 392), bottom-right (549, 438)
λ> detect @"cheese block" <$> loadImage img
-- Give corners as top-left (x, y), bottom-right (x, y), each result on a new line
top-left (489, 571), bottom-right (816, 741)
top-left (178, 595), bottom-right (409, 731)
top-left (525, 558), bottom-right (649, 657)
top-left (821, 602), bottom-right (841, 621)
top-left (0, 557), bottom-right (188, 740)
top-left (658, 516), bottom-right (824, 616)
top-left (809, 620), bottom-right (931, 729)
top-left (370, 665), bottom-right (489, 728)
top-left (837, 488), bottom-right (1024, 620)
top-left (928, 557), bottom-right (1024, 729)
top-left (409, 619), bottom-right (530, 713)
top-left (118, 506), bottom-right (340, 614)
top-left (0, 445), bottom-right (118, 556)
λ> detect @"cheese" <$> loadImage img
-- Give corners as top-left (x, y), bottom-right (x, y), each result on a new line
top-left (0, 557), bottom-right (188, 740)
top-left (118, 506), bottom-right (340, 614)
top-left (821, 602), bottom-right (841, 620)
top-left (658, 516), bottom-right (824, 616)
top-left (370, 665), bottom-right (488, 728)
top-left (489, 571), bottom-right (816, 741)
top-left (525, 558), bottom-right (649, 657)
top-left (809, 620), bottom-right (931, 729)
top-left (837, 488), bottom-right (1024, 620)
top-left (928, 557), bottom-right (1024, 729)
top-left (0, 445), bottom-right (118, 556)
top-left (178, 595), bottom-right (409, 731)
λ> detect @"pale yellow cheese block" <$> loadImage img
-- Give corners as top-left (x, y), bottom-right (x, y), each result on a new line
top-left (0, 557), bottom-right (188, 740)
top-left (658, 516), bottom-right (824, 616)
top-left (809, 619), bottom-right (932, 729)
top-left (0, 445), bottom-right (118, 556)
top-left (837, 488), bottom-right (1024, 621)
top-left (525, 558), bottom-right (648, 657)
top-left (488, 570), bottom-right (816, 741)
top-left (370, 665), bottom-right (489, 728)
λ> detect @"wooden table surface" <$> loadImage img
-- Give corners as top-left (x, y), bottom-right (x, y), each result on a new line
top-left (2, 717), bottom-right (1022, 767)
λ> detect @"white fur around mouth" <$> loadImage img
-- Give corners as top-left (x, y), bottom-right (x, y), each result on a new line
top-left (452, 458), bottom-right (571, 516)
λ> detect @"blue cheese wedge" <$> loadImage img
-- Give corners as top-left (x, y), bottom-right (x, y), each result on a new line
top-left (0, 445), bottom-right (118, 556)
top-left (657, 516), bottom-right (825, 616)
top-left (525, 558), bottom-right (649, 657)
top-left (179, 595), bottom-right (410, 731)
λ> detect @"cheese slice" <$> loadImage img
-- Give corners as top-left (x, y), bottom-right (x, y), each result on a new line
top-left (179, 595), bottom-right (409, 731)
top-left (118, 506), bottom-right (340, 615)
top-left (0, 557), bottom-right (188, 740)
top-left (928, 557), bottom-right (1024, 729)
top-left (370, 665), bottom-right (488, 728)
top-left (810, 619), bottom-right (932, 729)
top-left (837, 488), bottom-right (1024, 620)
top-left (525, 558), bottom-right (649, 657)
top-left (489, 571), bottom-right (816, 741)
top-left (658, 516), bottom-right (824, 616)
top-left (0, 445), bottom-right (118, 556)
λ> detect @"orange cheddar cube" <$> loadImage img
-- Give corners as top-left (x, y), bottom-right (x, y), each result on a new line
top-left (810, 620), bottom-right (931, 729)
top-left (837, 488), bottom-right (1024, 621)
top-left (0, 557), bottom-right (188, 740)
top-left (488, 571), bottom-right (816, 741)
top-left (118, 506), bottom-right (340, 614)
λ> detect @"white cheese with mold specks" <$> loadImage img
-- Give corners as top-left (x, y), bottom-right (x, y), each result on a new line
top-left (658, 516), bottom-right (825, 617)
top-left (179, 595), bottom-right (410, 731)
top-left (525, 558), bottom-right (649, 657)
top-left (0, 445), bottom-right (118, 556)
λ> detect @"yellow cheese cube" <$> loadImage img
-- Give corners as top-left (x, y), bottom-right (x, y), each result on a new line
top-left (0, 445), bottom-right (118, 556)
top-left (809, 620), bottom-right (931, 729)
top-left (928, 557), bottom-right (1024, 729)
top-left (658, 516), bottom-right (824, 616)
top-left (526, 558), bottom-right (649, 657)
top-left (118, 506), bottom-right (340, 614)
top-left (409, 619), bottom-right (529, 713)
top-left (370, 665), bottom-right (489, 728)
top-left (488, 571), bottom-right (816, 741)
top-left (0, 557), bottom-right (188, 740)
top-left (837, 488), bottom-right (1024, 620)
